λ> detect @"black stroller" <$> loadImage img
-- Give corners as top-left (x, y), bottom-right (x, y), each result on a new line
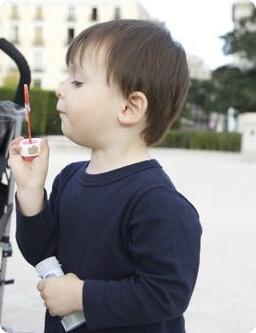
top-left (0, 38), bottom-right (31, 332)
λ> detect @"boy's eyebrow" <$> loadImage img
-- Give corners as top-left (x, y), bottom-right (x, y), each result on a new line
top-left (68, 63), bottom-right (86, 77)
top-left (68, 63), bottom-right (79, 72)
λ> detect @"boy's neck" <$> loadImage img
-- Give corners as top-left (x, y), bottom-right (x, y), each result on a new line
top-left (85, 145), bottom-right (152, 175)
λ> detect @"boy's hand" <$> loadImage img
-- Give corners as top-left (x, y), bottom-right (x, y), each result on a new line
top-left (37, 273), bottom-right (84, 317)
top-left (9, 136), bottom-right (49, 190)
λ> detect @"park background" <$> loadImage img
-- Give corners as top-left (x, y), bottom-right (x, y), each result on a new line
top-left (0, 0), bottom-right (256, 332)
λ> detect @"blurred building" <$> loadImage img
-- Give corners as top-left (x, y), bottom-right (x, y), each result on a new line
top-left (0, 0), bottom-right (150, 89)
top-left (232, 0), bottom-right (255, 69)
top-left (233, 0), bottom-right (255, 22)
top-left (187, 55), bottom-right (211, 80)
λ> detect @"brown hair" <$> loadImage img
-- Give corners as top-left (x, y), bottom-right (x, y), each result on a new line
top-left (66, 19), bottom-right (189, 147)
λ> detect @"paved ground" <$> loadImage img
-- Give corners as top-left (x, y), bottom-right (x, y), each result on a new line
top-left (1, 136), bottom-right (256, 333)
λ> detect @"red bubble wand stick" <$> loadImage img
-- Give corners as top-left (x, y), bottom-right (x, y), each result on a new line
top-left (24, 84), bottom-right (32, 143)
top-left (20, 84), bottom-right (41, 161)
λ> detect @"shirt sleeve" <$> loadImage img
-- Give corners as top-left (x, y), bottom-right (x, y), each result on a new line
top-left (15, 172), bottom-right (61, 267)
top-left (83, 187), bottom-right (202, 330)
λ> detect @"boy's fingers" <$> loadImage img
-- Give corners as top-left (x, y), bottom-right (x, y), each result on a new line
top-left (10, 136), bottom-right (24, 146)
top-left (9, 137), bottom-right (24, 154)
top-left (37, 280), bottom-right (44, 292)
top-left (39, 138), bottom-right (49, 158)
top-left (40, 137), bottom-right (48, 149)
top-left (9, 143), bottom-right (22, 155)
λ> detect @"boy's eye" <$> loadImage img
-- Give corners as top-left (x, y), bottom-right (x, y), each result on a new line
top-left (70, 81), bottom-right (83, 87)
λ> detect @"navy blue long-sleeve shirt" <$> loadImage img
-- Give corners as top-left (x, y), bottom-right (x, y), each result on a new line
top-left (15, 159), bottom-right (202, 333)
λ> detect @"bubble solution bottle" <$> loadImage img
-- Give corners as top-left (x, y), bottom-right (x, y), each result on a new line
top-left (36, 256), bottom-right (86, 331)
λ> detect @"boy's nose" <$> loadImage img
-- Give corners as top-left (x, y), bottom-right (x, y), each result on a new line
top-left (55, 89), bottom-right (60, 98)
top-left (55, 87), bottom-right (62, 99)
top-left (55, 82), bottom-right (64, 98)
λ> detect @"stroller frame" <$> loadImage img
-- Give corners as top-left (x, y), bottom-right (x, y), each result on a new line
top-left (0, 37), bottom-right (31, 326)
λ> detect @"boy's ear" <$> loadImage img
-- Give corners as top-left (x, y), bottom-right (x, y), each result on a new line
top-left (117, 91), bottom-right (148, 126)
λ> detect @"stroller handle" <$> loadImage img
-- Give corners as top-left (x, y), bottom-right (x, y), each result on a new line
top-left (0, 38), bottom-right (31, 107)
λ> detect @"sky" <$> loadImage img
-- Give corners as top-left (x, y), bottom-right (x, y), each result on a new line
top-left (140, 0), bottom-right (239, 70)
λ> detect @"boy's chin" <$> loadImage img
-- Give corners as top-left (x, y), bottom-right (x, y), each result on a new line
top-left (62, 132), bottom-right (90, 148)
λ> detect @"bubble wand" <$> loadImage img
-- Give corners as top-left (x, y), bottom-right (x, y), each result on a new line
top-left (20, 84), bottom-right (41, 161)
top-left (23, 84), bottom-right (32, 143)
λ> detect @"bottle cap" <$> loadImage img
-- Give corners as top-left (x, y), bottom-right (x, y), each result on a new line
top-left (35, 256), bottom-right (63, 278)
top-left (20, 138), bottom-right (41, 158)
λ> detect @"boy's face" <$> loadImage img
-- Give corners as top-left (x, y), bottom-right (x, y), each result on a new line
top-left (56, 45), bottom-right (126, 147)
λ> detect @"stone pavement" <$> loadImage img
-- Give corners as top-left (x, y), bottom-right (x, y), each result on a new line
top-left (1, 136), bottom-right (255, 333)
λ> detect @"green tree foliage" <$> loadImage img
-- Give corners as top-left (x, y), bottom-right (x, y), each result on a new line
top-left (212, 65), bottom-right (256, 112)
top-left (188, 6), bottom-right (256, 116)
top-left (221, 6), bottom-right (256, 65)
top-left (2, 71), bottom-right (19, 88)
top-left (187, 79), bottom-right (215, 116)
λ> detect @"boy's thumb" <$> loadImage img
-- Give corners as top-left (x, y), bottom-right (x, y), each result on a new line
top-left (40, 137), bottom-right (48, 150)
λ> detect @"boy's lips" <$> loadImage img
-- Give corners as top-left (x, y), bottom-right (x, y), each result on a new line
top-left (57, 109), bottom-right (66, 114)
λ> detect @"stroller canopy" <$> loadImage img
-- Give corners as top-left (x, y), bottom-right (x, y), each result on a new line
top-left (0, 101), bottom-right (24, 157)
